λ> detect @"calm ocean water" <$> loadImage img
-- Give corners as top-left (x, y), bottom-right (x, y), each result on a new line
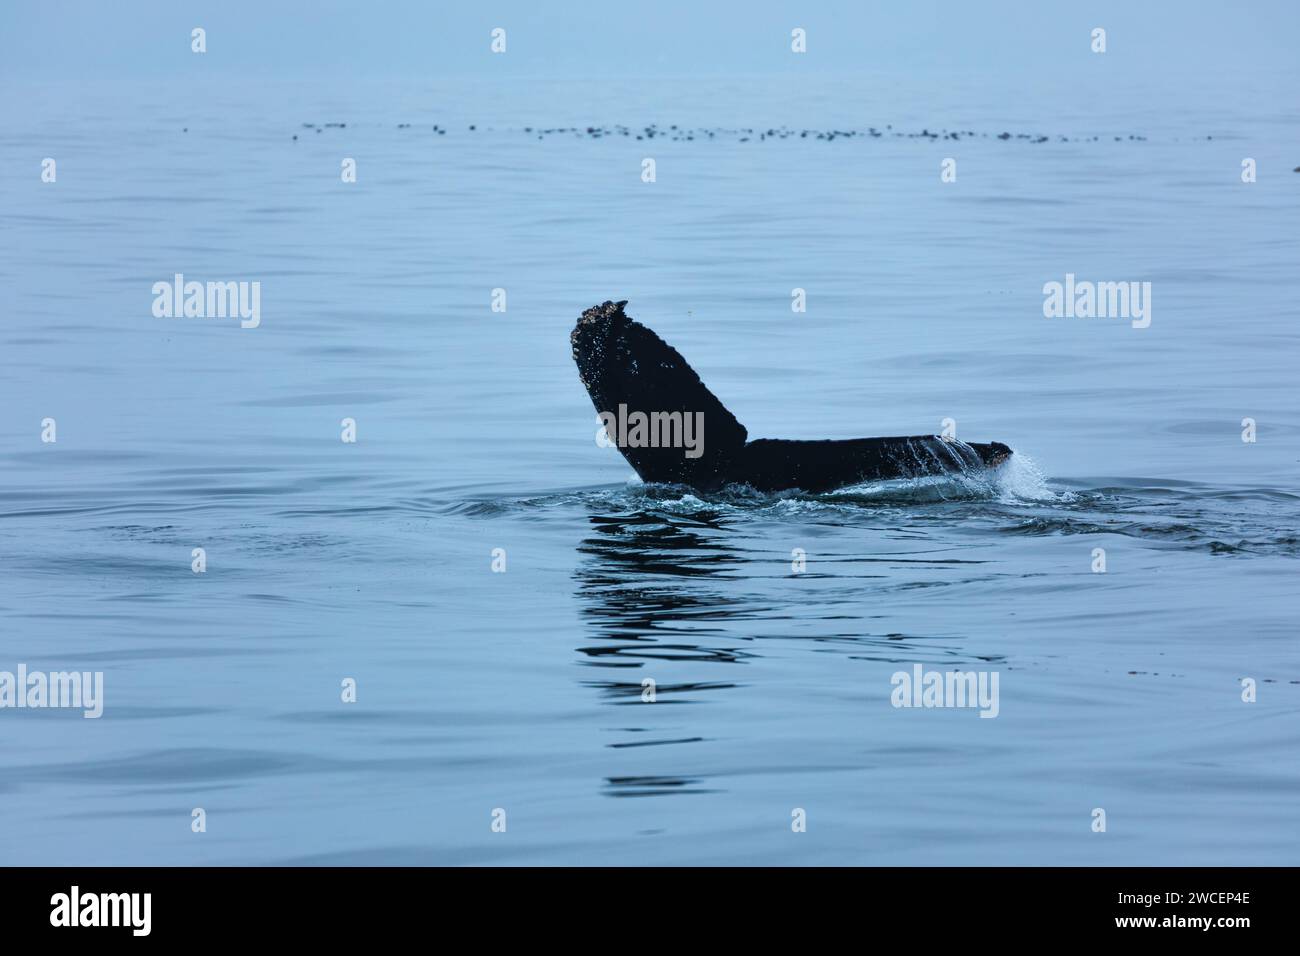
top-left (2, 72), bottom-right (1298, 865)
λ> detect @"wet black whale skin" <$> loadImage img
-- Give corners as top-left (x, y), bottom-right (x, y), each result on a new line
top-left (571, 300), bottom-right (1012, 493)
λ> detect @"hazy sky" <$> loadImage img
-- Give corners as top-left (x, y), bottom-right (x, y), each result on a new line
top-left (3, 1), bottom-right (1297, 80)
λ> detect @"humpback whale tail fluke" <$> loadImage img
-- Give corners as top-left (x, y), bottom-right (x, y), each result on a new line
top-left (571, 300), bottom-right (749, 487)
top-left (571, 300), bottom-right (1012, 493)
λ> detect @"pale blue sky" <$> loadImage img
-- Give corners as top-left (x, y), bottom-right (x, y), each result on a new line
top-left (2, 1), bottom-right (1297, 79)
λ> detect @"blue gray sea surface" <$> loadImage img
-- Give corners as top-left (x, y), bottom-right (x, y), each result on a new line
top-left (1, 72), bottom-right (1298, 864)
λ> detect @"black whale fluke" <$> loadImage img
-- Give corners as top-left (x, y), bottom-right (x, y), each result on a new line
top-left (571, 300), bottom-right (1012, 493)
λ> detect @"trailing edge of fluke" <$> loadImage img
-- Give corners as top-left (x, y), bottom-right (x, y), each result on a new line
top-left (571, 300), bottom-right (1012, 493)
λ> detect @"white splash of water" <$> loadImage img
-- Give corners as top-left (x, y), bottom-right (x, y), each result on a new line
top-left (990, 452), bottom-right (1070, 503)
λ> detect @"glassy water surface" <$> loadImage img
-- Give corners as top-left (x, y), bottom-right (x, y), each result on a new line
top-left (1, 72), bottom-right (1298, 864)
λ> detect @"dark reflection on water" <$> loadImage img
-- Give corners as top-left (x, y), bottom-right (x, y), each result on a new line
top-left (578, 510), bottom-right (741, 578)
top-left (604, 775), bottom-right (721, 798)
top-left (574, 509), bottom-right (758, 659)
top-left (573, 508), bottom-right (760, 796)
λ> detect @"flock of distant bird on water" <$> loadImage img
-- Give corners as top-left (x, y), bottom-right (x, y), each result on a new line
top-left (271, 122), bottom-right (1294, 166)
top-left (284, 122), bottom-right (1209, 144)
